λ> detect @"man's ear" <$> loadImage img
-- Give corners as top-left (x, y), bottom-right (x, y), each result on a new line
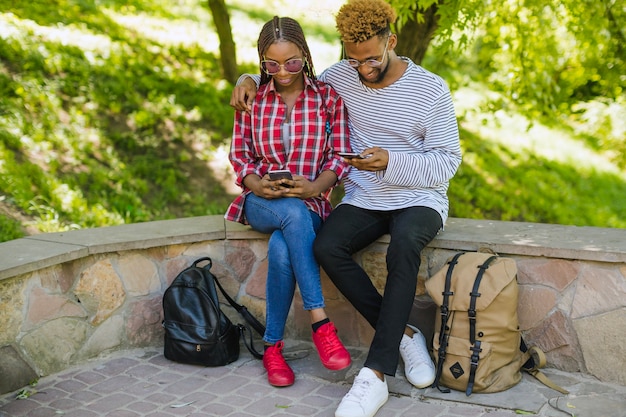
top-left (388, 33), bottom-right (398, 51)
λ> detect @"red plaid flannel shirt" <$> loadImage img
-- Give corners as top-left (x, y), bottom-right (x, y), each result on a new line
top-left (225, 76), bottom-right (351, 224)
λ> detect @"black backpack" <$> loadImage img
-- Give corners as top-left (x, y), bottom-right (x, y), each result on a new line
top-left (162, 257), bottom-right (263, 366)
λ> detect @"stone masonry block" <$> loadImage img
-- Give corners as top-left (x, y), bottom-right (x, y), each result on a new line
top-left (0, 345), bottom-right (38, 395)
top-left (79, 315), bottom-right (124, 359)
top-left (320, 270), bottom-right (341, 300)
top-left (25, 286), bottom-right (85, 331)
top-left (117, 253), bottom-right (160, 296)
top-left (37, 263), bottom-right (74, 293)
top-left (516, 258), bottom-right (579, 290)
top-left (164, 257), bottom-right (190, 286)
top-left (75, 259), bottom-right (126, 325)
top-left (574, 308), bottom-right (626, 385)
top-left (183, 241), bottom-right (223, 259)
top-left (20, 318), bottom-right (90, 375)
top-left (524, 309), bottom-right (583, 372)
top-left (517, 284), bottom-right (557, 330)
top-left (224, 241), bottom-right (256, 282)
top-left (427, 249), bottom-right (460, 276)
top-left (324, 297), bottom-right (369, 348)
top-left (572, 264), bottom-right (626, 319)
top-left (246, 259), bottom-right (268, 299)
top-left (165, 243), bottom-right (187, 259)
top-left (361, 247), bottom-right (388, 295)
top-left (0, 278), bottom-right (26, 344)
top-left (125, 297), bottom-right (163, 347)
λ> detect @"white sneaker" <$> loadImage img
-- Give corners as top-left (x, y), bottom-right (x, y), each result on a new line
top-left (399, 326), bottom-right (436, 388)
top-left (335, 367), bottom-right (388, 417)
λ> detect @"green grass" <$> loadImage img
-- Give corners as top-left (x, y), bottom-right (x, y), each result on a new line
top-left (0, 0), bottom-right (624, 243)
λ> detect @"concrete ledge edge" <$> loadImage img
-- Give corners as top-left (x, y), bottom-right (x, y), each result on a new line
top-left (1, 215), bottom-right (624, 281)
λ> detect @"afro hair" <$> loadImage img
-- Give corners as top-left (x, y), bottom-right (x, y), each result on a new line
top-left (335, 0), bottom-right (397, 43)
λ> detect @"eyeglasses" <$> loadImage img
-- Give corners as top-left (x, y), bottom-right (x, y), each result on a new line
top-left (345, 36), bottom-right (390, 68)
top-left (261, 58), bottom-right (304, 75)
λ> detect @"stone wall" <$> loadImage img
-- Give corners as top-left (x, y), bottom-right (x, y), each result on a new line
top-left (0, 216), bottom-right (624, 395)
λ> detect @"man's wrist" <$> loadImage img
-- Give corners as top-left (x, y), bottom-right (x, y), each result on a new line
top-left (235, 74), bottom-right (252, 86)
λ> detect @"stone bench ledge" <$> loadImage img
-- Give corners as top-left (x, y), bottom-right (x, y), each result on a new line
top-left (228, 217), bottom-right (626, 263)
top-left (434, 218), bottom-right (626, 262)
top-left (0, 216), bottom-right (225, 280)
top-left (1, 215), bottom-right (624, 281)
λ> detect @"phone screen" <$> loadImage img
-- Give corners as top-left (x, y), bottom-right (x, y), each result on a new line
top-left (268, 170), bottom-right (294, 187)
top-left (268, 170), bottom-right (293, 181)
top-left (339, 152), bottom-right (370, 159)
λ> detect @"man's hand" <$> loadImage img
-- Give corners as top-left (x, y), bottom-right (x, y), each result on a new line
top-left (347, 147), bottom-right (389, 171)
top-left (230, 77), bottom-right (257, 112)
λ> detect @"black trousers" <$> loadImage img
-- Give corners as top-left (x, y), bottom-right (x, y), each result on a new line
top-left (314, 204), bottom-right (442, 376)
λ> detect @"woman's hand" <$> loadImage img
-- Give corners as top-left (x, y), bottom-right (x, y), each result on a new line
top-left (245, 174), bottom-right (289, 199)
top-left (281, 176), bottom-right (318, 199)
top-left (282, 171), bottom-right (338, 199)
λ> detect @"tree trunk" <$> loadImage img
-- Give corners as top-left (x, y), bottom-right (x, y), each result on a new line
top-left (207, 0), bottom-right (237, 84)
top-left (394, 2), bottom-right (441, 65)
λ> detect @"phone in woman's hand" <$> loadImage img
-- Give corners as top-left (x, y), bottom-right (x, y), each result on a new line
top-left (268, 170), bottom-right (294, 187)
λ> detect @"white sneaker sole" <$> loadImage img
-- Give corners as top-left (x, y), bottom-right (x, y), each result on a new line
top-left (406, 372), bottom-right (435, 389)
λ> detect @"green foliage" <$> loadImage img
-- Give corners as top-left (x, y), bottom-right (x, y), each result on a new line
top-left (0, 0), bottom-right (624, 243)
top-left (471, 1), bottom-right (624, 115)
top-left (390, 0), bottom-right (483, 52)
top-left (417, 0), bottom-right (626, 171)
top-left (0, 214), bottom-right (24, 241)
top-left (449, 128), bottom-right (626, 227)
top-left (392, 0), bottom-right (624, 172)
top-left (0, 0), bottom-right (236, 241)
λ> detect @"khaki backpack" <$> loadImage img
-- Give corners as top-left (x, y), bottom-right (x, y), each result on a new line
top-left (425, 251), bottom-right (568, 396)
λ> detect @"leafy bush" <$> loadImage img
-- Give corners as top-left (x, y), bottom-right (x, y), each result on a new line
top-left (0, 0), bottom-right (624, 244)
top-left (0, 215), bottom-right (24, 241)
top-left (0, 0), bottom-right (236, 240)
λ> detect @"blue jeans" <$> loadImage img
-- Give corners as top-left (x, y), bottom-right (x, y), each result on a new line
top-left (244, 193), bottom-right (324, 344)
top-left (313, 204), bottom-right (442, 376)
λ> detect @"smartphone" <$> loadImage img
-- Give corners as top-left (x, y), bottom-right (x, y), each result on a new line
top-left (268, 169), bottom-right (293, 181)
top-left (268, 170), bottom-right (294, 187)
top-left (338, 152), bottom-right (369, 159)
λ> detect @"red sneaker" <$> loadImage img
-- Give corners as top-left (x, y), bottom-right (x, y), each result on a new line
top-left (312, 322), bottom-right (351, 371)
top-left (263, 341), bottom-right (295, 387)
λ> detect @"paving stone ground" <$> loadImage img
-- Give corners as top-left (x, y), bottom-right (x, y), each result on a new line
top-left (1, 342), bottom-right (625, 417)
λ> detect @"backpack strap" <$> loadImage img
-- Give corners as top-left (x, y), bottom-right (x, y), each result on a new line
top-left (198, 258), bottom-right (266, 360)
top-left (520, 339), bottom-right (569, 394)
top-left (433, 252), bottom-right (464, 393)
top-left (468, 256), bottom-right (498, 344)
top-left (237, 324), bottom-right (264, 359)
top-left (209, 266), bottom-right (266, 337)
top-left (466, 255), bottom-right (498, 396)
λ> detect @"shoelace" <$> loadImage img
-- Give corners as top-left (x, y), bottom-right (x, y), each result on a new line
top-left (265, 343), bottom-right (288, 370)
top-left (344, 376), bottom-right (373, 402)
top-left (401, 333), bottom-right (429, 367)
top-left (318, 325), bottom-right (342, 354)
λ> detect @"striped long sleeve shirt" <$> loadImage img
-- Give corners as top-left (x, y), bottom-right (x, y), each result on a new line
top-left (318, 58), bottom-right (462, 224)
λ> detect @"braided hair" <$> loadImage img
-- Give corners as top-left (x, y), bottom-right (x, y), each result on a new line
top-left (257, 16), bottom-right (317, 86)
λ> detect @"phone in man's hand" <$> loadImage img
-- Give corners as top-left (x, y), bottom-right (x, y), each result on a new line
top-left (338, 152), bottom-right (369, 159)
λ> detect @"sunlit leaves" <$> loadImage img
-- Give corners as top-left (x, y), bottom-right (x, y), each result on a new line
top-left (0, 1), bottom-right (234, 240)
